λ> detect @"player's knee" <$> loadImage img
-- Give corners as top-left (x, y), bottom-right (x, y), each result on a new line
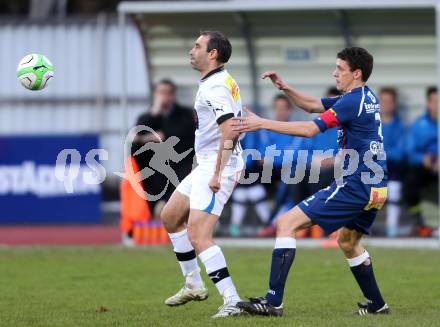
top-left (337, 236), bottom-right (356, 254)
top-left (160, 204), bottom-right (177, 232)
top-left (276, 214), bottom-right (296, 235)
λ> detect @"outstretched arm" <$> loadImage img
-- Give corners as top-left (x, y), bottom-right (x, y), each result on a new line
top-left (262, 71), bottom-right (324, 114)
top-left (231, 107), bottom-right (320, 138)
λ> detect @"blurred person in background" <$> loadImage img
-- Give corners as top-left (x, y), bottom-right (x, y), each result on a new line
top-left (404, 86), bottom-right (438, 237)
top-left (307, 87), bottom-right (340, 195)
top-left (300, 87), bottom-right (341, 238)
top-left (229, 129), bottom-right (270, 237)
top-left (133, 79), bottom-right (196, 218)
top-left (379, 87), bottom-right (406, 237)
top-left (258, 94), bottom-right (311, 237)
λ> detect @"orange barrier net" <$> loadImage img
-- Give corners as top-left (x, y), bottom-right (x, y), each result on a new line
top-left (120, 156), bottom-right (152, 235)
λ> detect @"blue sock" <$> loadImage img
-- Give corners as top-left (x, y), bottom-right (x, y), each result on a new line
top-left (348, 250), bottom-right (385, 311)
top-left (265, 237), bottom-right (296, 307)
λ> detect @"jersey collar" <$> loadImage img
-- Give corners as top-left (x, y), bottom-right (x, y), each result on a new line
top-left (349, 85), bottom-right (367, 94)
top-left (200, 66), bottom-right (225, 82)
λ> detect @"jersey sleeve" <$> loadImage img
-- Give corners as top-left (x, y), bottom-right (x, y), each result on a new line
top-left (204, 85), bottom-right (235, 125)
top-left (313, 95), bottom-right (357, 132)
top-left (321, 96), bottom-right (342, 110)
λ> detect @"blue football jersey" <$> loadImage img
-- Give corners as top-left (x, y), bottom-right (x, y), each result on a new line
top-left (313, 86), bottom-right (388, 183)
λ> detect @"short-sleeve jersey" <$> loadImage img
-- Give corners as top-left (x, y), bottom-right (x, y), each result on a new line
top-left (194, 67), bottom-right (243, 157)
top-left (313, 86), bottom-right (388, 181)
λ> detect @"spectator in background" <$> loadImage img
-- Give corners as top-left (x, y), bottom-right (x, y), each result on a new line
top-left (379, 87), bottom-right (406, 237)
top-left (260, 94), bottom-right (304, 184)
top-left (286, 87), bottom-right (340, 239)
top-left (258, 94), bottom-right (311, 237)
top-left (404, 86), bottom-right (438, 237)
top-left (133, 79), bottom-right (196, 217)
top-left (229, 130), bottom-right (270, 237)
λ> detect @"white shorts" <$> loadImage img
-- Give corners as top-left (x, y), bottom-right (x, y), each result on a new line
top-left (176, 154), bottom-right (243, 216)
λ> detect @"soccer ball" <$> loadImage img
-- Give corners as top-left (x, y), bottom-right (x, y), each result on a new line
top-left (16, 54), bottom-right (54, 91)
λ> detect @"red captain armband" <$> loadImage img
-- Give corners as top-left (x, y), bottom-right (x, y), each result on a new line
top-left (313, 108), bottom-right (341, 132)
top-left (318, 108), bottom-right (341, 130)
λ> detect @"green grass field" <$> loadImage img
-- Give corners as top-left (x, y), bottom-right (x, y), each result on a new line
top-left (0, 246), bottom-right (439, 327)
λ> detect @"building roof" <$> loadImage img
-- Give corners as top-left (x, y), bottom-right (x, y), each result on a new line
top-left (118, 0), bottom-right (439, 14)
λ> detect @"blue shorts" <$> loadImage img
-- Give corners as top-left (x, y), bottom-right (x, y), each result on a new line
top-left (298, 174), bottom-right (388, 235)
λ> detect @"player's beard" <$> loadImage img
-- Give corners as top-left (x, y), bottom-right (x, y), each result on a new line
top-left (190, 57), bottom-right (201, 72)
top-left (191, 57), bottom-right (210, 74)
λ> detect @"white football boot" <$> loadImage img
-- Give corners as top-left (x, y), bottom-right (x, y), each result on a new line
top-left (164, 283), bottom-right (208, 306)
top-left (211, 302), bottom-right (244, 318)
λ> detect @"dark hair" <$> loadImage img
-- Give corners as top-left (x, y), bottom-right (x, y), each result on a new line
top-left (326, 87), bottom-right (341, 97)
top-left (427, 86), bottom-right (437, 99)
top-left (200, 30), bottom-right (232, 63)
top-left (155, 79), bottom-right (176, 93)
top-left (337, 47), bottom-right (373, 82)
top-left (273, 94), bottom-right (293, 108)
top-left (380, 87), bottom-right (398, 101)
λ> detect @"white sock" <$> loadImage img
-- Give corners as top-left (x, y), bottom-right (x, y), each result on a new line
top-left (386, 180), bottom-right (401, 236)
top-left (199, 245), bottom-right (240, 304)
top-left (347, 250), bottom-right (370, 267)
top-left (231, 203), bottom-right (246, 226)
top-left (255, 201), bottom-right (270, 224)
top-left (386, 204), bottom-right (400, 235)
top-left (248, 184), bottom-right (270, 224)
top-left (274, 236), bottom-right (297, 249)
top-left (231, 187), bottom-right (247, 226)
top-left (169, 229), bottom-right (203, 287)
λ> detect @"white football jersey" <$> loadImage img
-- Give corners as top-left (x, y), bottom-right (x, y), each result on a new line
top-left (194, 68), bottom-right (243, 159)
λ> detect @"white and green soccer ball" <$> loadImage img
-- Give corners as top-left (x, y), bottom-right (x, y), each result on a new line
top-left (16, 54), bottom-right (54, 91)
